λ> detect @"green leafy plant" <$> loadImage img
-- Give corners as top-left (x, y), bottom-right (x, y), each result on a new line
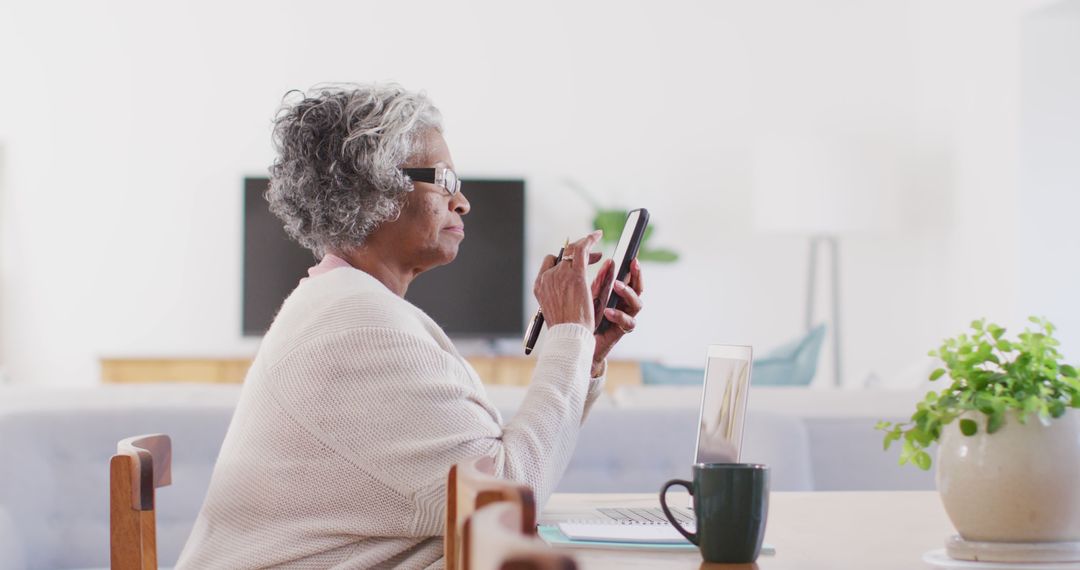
top-left (877, 317), bottom-right (1080, 470)
top-left (565, 179), bottom-right (679, 263)
top-left (591, 210), bottom-right (678, 262)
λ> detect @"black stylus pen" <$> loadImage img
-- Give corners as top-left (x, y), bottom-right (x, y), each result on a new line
top-left (523, 238), bottom-right (569, 355)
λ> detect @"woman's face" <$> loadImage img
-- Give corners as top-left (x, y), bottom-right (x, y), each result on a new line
top-left (370, 129), bottom-right (470, 273)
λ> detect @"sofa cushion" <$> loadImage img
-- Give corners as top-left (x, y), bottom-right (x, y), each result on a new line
top-left (543, 408), bottom-right (814, 493)
top-left (639, 326), bottom-right (826, 386)
top-left (803, 416), bottom-right (936, 491)
top-left (609, 386), bottom-right (936, 492)
top-left (0, 505), bottom-right (25, 570)
top-left (753, 324), bottom-right (827, 386)
top-left (0, 406), bottom-right (234, 569)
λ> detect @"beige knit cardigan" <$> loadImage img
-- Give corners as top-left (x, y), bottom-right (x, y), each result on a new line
top-left (175, 266), bottom-right (604, 569)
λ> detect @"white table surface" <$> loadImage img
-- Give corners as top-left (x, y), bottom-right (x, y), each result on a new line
top-left (541, 491), bottom-right (956, 569)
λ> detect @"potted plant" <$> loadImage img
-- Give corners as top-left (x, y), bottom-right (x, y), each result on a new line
top-left (878, 317), bottom-right (1080, 543)
top-left (564, 179), bottom-right (679, 263)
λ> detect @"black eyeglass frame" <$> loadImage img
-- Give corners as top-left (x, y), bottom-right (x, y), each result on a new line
top-left (400, 167), bottom-right (461, 196)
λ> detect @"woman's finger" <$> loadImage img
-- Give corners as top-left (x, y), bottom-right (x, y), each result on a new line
top-left (570, 233), bottom-right (604, 273)
top-left (613, 279), bottom-right (643, 315)
top-left (539, 253), bottom-right (557, 275)
top-left (534, 254), bottom-right (557, 297)
top-left (589, 252), bottom-right (603, 265)
top-left (591, 259), bottom-right (614, 299)
top-left (568, 230), bottom-right (603, 272)
top-left (603, 307), bottom-right (636, 334)
top-left (629, 258), bottom-right (644, 296)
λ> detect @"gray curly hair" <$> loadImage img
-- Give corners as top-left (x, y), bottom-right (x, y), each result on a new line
top-left (266, 83), bottom-right (443, 257)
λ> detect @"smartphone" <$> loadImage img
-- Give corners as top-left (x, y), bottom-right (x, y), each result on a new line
top-left (595, 208), bottom-right (650, 334)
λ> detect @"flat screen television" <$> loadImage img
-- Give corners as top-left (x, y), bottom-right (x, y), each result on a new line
top-left (242, 177), bottom-right (526, 337)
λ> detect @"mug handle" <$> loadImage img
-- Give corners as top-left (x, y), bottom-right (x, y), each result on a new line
top-left (659, 479), bottom-right (698, 545)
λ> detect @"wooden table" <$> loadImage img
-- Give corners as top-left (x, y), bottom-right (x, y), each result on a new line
top-left (541, 491), bottom-right (957, 569)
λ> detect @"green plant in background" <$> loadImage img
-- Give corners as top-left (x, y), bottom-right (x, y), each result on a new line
top-left (877, 317), bottom-right (1080, 470)
top-left (565, 179), bottom-right (679, 263)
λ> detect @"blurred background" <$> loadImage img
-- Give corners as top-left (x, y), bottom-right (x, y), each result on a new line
top-left (1, 0), bottom-right (1078, 389)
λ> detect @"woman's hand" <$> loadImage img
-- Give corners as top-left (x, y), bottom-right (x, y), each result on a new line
top-left (532, 231), bottom-right (604, 329)
top-left (590, 257), bottom-right (645, 376)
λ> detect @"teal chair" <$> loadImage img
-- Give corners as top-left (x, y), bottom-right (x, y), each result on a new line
top-left (640, 325), bottom-right (827, 387)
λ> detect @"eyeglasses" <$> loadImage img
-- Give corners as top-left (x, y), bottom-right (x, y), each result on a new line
top-left (401, 167), bottom-right (461, 196)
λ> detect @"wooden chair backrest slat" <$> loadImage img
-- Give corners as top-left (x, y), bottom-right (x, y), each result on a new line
top-left (468, 502), bottom-right (577, 570)
top-left (445, 457), bottom-right (536, 570)
top-left (110, 434), bottom-right (172, 570)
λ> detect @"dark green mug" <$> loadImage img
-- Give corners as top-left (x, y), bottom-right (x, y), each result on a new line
top-left (660, 463), bottom-right (770, 563)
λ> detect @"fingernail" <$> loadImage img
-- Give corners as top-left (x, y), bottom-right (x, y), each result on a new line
top-left (614, 280), bottom-right (624, 289)
top-left (592, 229), bottom-right (603, 237)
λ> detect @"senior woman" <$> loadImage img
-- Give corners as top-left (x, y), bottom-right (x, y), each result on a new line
top-left (175, 83), bottom-right (645, 569)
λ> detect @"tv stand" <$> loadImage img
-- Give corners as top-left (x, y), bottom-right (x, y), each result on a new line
top-left (100, 356), bottom-right (642, 392)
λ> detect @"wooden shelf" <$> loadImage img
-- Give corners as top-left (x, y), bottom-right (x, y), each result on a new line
top-left (100, 356), bottom-right (641, 391)
top-left (101, 358), bottom-right (253, 384)
top-left (465, 356), bottom-right (641, 391)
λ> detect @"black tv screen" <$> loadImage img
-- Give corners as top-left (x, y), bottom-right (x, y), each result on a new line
top-left (242, 177), bottom-right (526, 337)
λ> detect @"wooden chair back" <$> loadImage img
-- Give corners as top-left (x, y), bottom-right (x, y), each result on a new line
top-left (109, 434), bottom-right (172, 570)
top-left (468, 502), bottom-right (577, 570)
top-left (445, 457), bottom-right (536, 570)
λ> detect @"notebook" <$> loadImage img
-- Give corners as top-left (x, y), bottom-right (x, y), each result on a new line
top-left (539, 523), bottom-right (776, 554)
top-left (557, 522), bottom-right (693, 544)
top-left (538, 524), bottom-right (697, 552)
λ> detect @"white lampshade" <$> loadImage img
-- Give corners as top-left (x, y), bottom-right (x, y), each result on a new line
top-left (752, 134), bottom-right (906, 235)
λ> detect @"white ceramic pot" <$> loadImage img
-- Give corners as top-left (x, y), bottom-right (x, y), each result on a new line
top-left (937, 408), bottom-right (1080, 542)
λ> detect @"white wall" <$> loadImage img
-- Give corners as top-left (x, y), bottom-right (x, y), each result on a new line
top-left (0, 144), bottom-right (6, 384)
top-left (0, 0), bottom-right (1046, 387)
top-left (1019, 1), bottom-right (1080, 349)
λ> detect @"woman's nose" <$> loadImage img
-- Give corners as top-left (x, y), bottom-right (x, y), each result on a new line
top-left (452, 191), bottom-right (470, 215)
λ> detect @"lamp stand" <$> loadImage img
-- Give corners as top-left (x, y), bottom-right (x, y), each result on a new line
top-left (806, 235), bottom-right (843, 387)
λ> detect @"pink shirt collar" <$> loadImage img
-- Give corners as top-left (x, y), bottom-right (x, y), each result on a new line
top-left (301, 253), bottom-right (397, 298)
top-left (303, 253), bottom-right (353, 281)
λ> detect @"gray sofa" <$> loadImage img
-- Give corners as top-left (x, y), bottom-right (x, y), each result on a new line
top-left (0, 384), bottom-right (934, 569)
